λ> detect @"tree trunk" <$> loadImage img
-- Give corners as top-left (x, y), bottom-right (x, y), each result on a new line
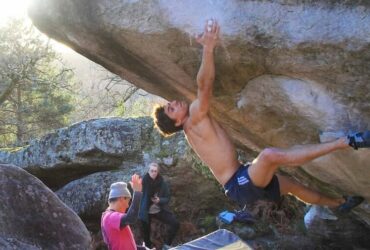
top-left (15, 84), bottom-right (24, 145)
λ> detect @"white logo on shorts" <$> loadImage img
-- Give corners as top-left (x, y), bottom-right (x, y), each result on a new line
top-left (237, 176), bottom-right (249, 185)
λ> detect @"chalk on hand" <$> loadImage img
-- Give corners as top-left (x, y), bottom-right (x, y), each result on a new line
top-left (207, 19), bottom-right (213, 32)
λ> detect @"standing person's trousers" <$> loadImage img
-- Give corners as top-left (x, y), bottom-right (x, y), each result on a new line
top-left (141, 210), bottom-right (180, 248)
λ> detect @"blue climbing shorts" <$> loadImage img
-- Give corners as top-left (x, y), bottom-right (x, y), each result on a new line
top-left (224, 164), bottom-right (281, 207)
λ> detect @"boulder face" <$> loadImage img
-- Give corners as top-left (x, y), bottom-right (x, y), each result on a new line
top-left (0, 164), bottom-right (92, 250)
top-left (0, 117), bottom-right (153, 188)
top-left (56, 168), bottom-right (141, 219)
top-left (29, 0), bottom-right (370, 224)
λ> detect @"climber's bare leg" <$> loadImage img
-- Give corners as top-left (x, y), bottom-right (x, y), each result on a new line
top-left (277, 174), bottom-right (344, 207)
top-left (248, 138), bottom-right (349, 188)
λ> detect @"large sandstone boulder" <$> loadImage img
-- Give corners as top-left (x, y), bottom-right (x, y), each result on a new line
top-left (56, 168), bottom-right (142, 219)
top-left (0, 117), bottom-right (153, 188)
top-left (0, 164), bottom-right (91, 250)
top-left (0, 117), bottom-right (190, 189)
top-left (28, 0), bottom-right (370, 224)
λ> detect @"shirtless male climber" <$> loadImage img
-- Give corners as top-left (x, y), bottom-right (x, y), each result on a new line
top-left (152, 20), bottom-right (366, 212)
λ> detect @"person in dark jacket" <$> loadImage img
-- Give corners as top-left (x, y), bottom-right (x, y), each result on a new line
top-left (139, 162), bottom-right (179, 249)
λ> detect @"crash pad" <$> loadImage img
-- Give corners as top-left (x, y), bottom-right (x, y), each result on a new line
top-left (172, 229), bottom-right (251, 249)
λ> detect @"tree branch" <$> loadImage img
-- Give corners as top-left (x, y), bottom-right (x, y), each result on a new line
top-left (0, 80), bottom-right (18, 105)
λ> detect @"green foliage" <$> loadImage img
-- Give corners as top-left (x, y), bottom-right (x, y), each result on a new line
top-left (199, 215), bottom-right (217, 231)
top-left (0, 146), bottom-right (25, 153)
top-left (0, 18), bottom-right (77, 146)
top-left (155, 148), bottom-right (170, 158)
top-left (115, 100), bottom-right (126, 117)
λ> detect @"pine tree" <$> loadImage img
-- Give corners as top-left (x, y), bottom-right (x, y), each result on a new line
top-left (0, 19), bottom-right (76, 146)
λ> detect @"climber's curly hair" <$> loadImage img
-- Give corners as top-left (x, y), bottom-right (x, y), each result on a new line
top-left (152, 104), bottom-right (183, 137)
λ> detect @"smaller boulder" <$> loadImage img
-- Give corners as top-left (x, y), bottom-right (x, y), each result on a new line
top-left (0, 164), bottom-right (92, 250)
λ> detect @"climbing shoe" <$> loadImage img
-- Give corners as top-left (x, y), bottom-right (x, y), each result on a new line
top-left (348, 131), bottom-right (370, 150)
top-left (337, 196), bottom-right (364, 214)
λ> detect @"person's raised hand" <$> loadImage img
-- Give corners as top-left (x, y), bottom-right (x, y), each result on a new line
top-left (196, 19), bottom-right (220, 51)
top-left (130, 174), bottom-right (142, 192)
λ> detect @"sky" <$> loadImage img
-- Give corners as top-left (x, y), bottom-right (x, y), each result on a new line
top-left (0, 0), bottom-right (30, 25)
top-left (0, 0), bottom-right (72, 53)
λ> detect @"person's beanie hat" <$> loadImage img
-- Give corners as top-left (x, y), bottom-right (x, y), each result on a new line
top-left (109, 182), bottom-right (132, 199)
